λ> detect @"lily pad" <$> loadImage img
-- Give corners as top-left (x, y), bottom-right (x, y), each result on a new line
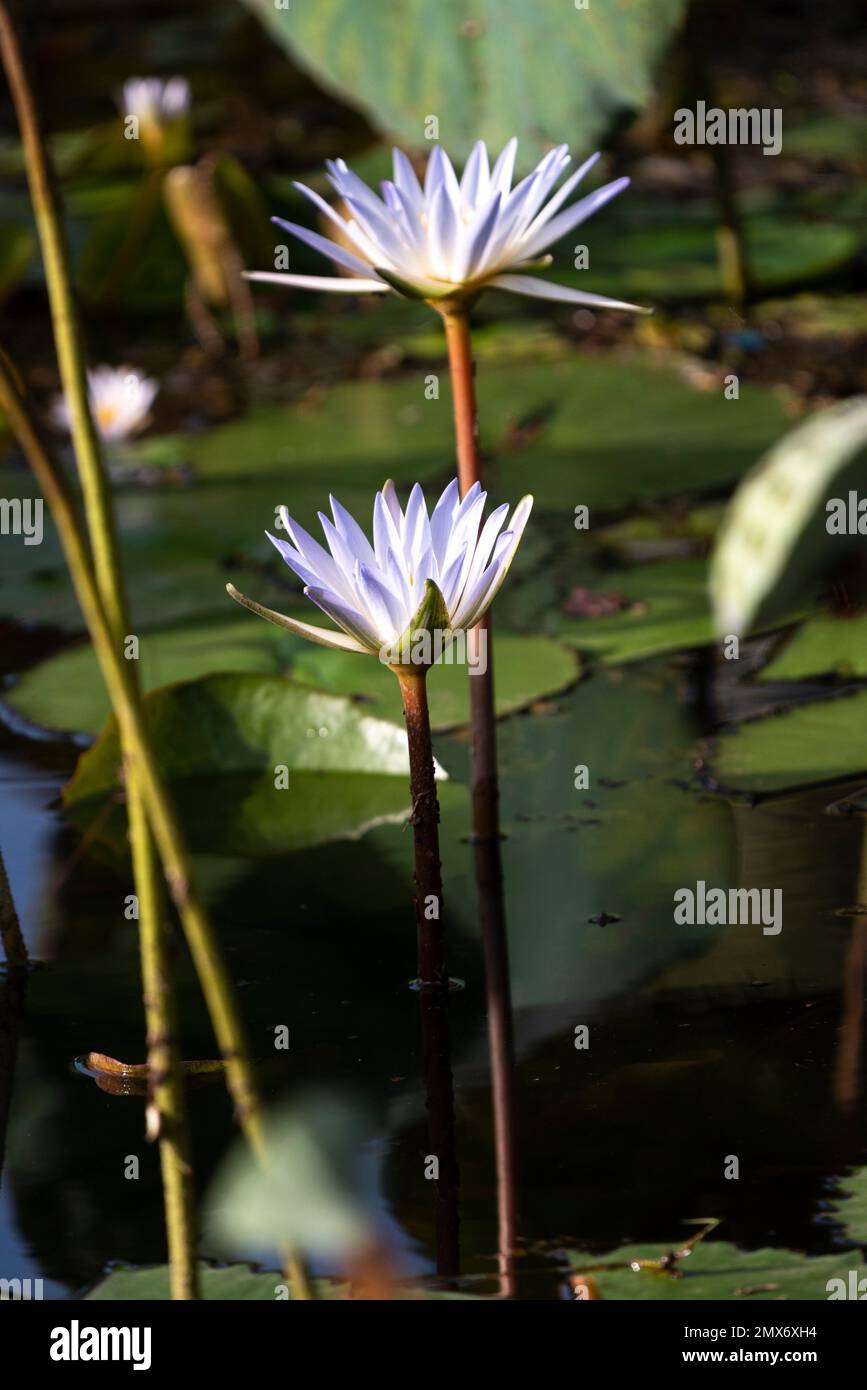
top-left (487, 358), bottom-right (790, 513)
top-left (552, 559), bottom-right (716, 665)
top-left (568, 1238), bottom-right (866, 1301)
top-left (63, 673), bottom-right (449, 857)
top-left (244, 0), bottom-right (686, 172)
top-left (86, 1262), bottom-right (333, 1300)
top-left (546, 214), bottom-right (860, 304)
top-left (759, 612), bottom-right (867, 681)
top-left (711, 690), bottom-right (867, 795)
top-left (4, 617), bottom-right (579, 736)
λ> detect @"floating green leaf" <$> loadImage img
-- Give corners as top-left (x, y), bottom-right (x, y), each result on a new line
top-left (86, 1262), bottom-right (336, 1300)
top-left (546, 215), bottom-right (859, 303)
top-left (5, 617), bottom-right (578, 735)
top-left (568, 1239), bottom-right (866, 1300)
top-left (712, 691), bottom-right (867, 795)
top-left (553, 559), bottom-right (716, 665)
top-left (759, 612), bottom-right (867, 680)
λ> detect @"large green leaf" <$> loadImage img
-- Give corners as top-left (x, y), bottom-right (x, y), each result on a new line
top-left (244, 0), bottom-right (686, 171)
top-left (63, 673), bottom-right (447, 856)
top-left (712, 690), bottom-right (867, 795)
top-left (5, 618), bottom-right (578, 735)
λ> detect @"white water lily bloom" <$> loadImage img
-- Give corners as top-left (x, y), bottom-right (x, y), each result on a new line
top-left (52, 366), bottom-right (158, 443)
top-left (120, 77), bottom-right (190, 127)
top-left (246, 140), bottom-right (644, 312)
top-left (227, 479), bottom-right (533, 659)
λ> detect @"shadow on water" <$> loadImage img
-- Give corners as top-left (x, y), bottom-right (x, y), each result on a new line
top-left (0, 659), bottom-right (865, 1296)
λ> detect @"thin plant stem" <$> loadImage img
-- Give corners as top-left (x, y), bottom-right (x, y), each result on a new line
top-left (0, 358), bottom-right (313, 1302)
top-left (128, 783), bottom-right (198, 1299)
top-left (440, 307), bottom-right (501, 842)
top-left (0, 4), bottom-right (202, 1299)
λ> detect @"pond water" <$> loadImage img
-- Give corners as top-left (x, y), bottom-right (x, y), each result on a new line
top-left (2, 658), bottom-right (864, 1297)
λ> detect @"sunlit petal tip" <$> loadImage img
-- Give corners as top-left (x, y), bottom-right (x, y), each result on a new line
top-left (225, 583), bottom-right (369, 654)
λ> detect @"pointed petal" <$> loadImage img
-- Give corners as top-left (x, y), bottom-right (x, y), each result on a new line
top-left (267, 530), bottom-right (325, 591)
top-left (226, 583), bottom-right (370, 653)
top-left (460, 140), bottom-right (490, 206)
top-left (329, 493), bottom-right (377, 568)
top-left (303, 584), bottom-right (383, 652)
top-left (520, 177), bottom-right (630, 259)
top-left (244, 272), bottom-right (390, 293)
top-left (489, 273), bottom-right (648, 313)
top-left (490, 137), bottom-right (518, 195)
top-left (429, 478), bottom-right (460, 567)
top-left (373, 487), bottom-right (404, 569)
top-left (356, 562), bottom-right (406, 641)
top-left (453, 495), bottom-right (534, 627)
top-left (290, 181), bottom-right (353, 235)
top-left (524, 152), bottom-right (600, 237)
top-left (278, 508), bottom-right (357, 602)
top-left (425, 146), bottom-right (461, 207)
top-left (393, 147), bottom-right (423, 206)
top-left (270, 216), bottom-right (373, 277)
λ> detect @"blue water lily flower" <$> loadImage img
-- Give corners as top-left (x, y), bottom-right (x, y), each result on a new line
top-left (228, 479), bottom-right (532, 657)
top-left (246, 139), bottom-right (644, 312)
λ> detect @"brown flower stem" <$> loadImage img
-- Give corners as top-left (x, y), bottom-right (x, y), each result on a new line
top-left (396, 667), bottom-right (445, 986)
top-left (440, 307), bottom-right (501, 844)
top-left (441, 306), bottom-right (481, 495)
top-left (394, 668), bottom-right (460, 1271)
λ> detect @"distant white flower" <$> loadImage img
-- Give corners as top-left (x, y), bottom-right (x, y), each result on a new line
top-left (52, 366), bottom-right (158, 443)
top-left (120, 77), bottom-right (190, 128)
top-left (247, 139), bottom-right (644, 312)
top-left (228, 479), bottom-right (533, 659)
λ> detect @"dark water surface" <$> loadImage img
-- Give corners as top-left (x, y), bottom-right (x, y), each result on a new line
top-left (1, 659), bottom-right (865, 1297)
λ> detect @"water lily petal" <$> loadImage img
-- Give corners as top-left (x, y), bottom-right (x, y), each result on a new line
top-left (226, 583), bottom-right (371, 653)
top-left (271, 216), bottom-right (375, 278)
top-left (244, 272), bottom-right (389, 293)
top-left (489, 273), bottom-right (648, 313)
